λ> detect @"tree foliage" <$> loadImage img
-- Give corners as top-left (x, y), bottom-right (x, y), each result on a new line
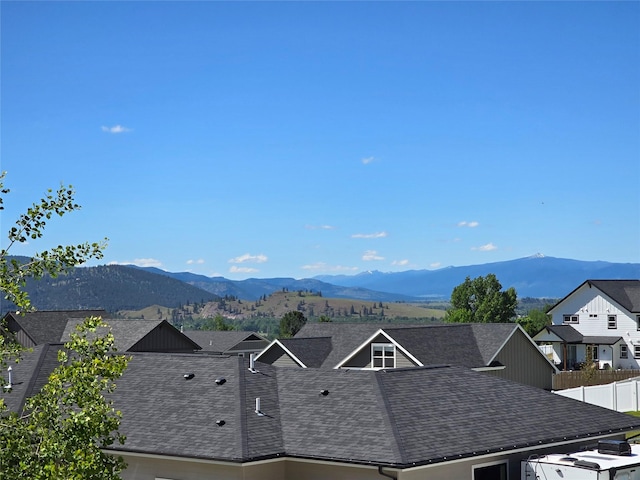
top-left (516, 308), bottom-right (551, 336)
top-left (445, 274), bottom-right (517, 323)
top-left (0, 172), bottom-right (126, 479)
top-left (279, 310), bottom-right (307, 337)
top-left (1, 317), bottom-right (129, 479)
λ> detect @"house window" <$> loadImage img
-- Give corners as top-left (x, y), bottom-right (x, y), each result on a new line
top-left (372, 343), bottom-right (395, 368)
top-left (621, 345), bottom-right (628, 359)
top-left (608, 315), bottom-right (617, 329)
top-left (473, 460), bottom-right (507, 480)
top-left (587, 345), bottom-right (599, 361)
top-left (563, 315), bottom-right (579, 324)
top-left (634, 346), bottom-right (640, 359)
top-left (637, 315), bottom-right (640, 331)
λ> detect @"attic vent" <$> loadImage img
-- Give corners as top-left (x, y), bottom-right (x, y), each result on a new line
top-left (183, 373), bottom-right (195, 380)
top-left (215, 377), bottom-right (226, 385)
top-left (215, 420), bottom-right (225, 426)
top-left (319, 389), bottom-right (329, 396)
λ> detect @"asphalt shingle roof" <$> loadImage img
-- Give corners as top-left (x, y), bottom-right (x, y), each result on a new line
top-left (4, 352), bottom-right (640, 468)
top-left (183, 330), bottom-right (267, 353)
top-left (545, 325), bottom-right (623, 345)
top-left (277, 337), bottom-right (333, 368)
top-left (291, 322), bottom-right (521, 369)
top-left (587, 280), bottom-right (640, 313)
top-left (3, 310), bottom-right (109, 345)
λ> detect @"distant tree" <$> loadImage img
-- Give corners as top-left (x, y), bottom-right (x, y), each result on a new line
top-left (279, 311), bottom-right (307, 337)
top-left (445, 274), bottom-right (517, 323)
top-left (516, 309), bottom-right (551, 336)
top-left (318, 315), bottom-right (332, 323)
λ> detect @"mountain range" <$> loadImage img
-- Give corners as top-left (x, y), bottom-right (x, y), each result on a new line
top-left (133, 254), bottom-right (639, 301)
top-left (3, 255), bottom-right (638, 313)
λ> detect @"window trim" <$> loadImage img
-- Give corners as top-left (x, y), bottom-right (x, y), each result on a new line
top-left (621, 344), bottom-right (628, 359)
top-left (371, 343), bottom-right (395, 369)
top-left (563, 314), bottom-right (579, 324)
top-left (634, 345), bottom-right (640, 359)
top-left (608, 315), bottom-right (617, 329)
top-left (587, 344), bottom-right (599, 361)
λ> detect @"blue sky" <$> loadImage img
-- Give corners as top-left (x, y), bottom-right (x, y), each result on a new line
top-left (1, 1), bottom-right (638, 280)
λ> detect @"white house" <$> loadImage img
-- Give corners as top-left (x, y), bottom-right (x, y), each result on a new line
top-left (534, 280), bottom-right (640, 370)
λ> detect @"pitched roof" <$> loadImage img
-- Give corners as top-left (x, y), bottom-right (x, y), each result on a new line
top-left (183, 330), bottom-right (267, 353)
top-left (550, 280), bottom-right (640, 314)
top-left (60, 319), bottom-right (201, 352)
top-left (544, 325), bottom-right (623, 345)
top-left (289, 322), bottom-right (524, 369)
top-left (278, 337), bottom-right (333, 368)
top-left (294, 322), bottom-right (429, 368)
top-left (3, 310), bottom-right (109, 345)
top-left (4, 352), bottom-right (640, 468)
top-left (587, 280), bottom-right (640, 313)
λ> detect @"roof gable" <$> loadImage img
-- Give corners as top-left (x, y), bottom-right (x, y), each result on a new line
top-left (183, 330), bottom-right (267, 353)
top-left (550, 280), bottom-right (640, 315)
top-left (3, 310), bottom-right (109, 345)
top-left (60, 319), bottom-right (200, 352)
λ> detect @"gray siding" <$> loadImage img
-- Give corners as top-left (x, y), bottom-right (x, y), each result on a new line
top-left (488, 330), bottom-right (554, 390)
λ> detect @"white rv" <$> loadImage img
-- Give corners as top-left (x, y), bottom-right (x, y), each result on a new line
top-left (522, 440), bottom-right (640, 480)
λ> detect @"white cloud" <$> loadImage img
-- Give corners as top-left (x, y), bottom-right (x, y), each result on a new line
top-left (391, 259), bottom-right (409, 266)
top-left (362, 250), bottom-right (384, 261)
top-left (305, 224), bottom-right (336, 230)
top-left (186, 259), bottom-right (205, 265)
top-left (101, 125), bottom-right (131, 134)
top-left (351, 231), bottom-right (388, 239)
top-left (472, 242), bottom-right (497, 252)
top-left (228, 253), bottom-right (268, 264)
top-left (109, 258), bottom-right (163, 268)
top-left (361, 156), bottom-right (375, 165)
top-left (229, 266), bottom-right (259, 274)
top-left (458, 221), bottom-right (479, 228)
top-left (429, 262), bottom-right (442, 269)
top-left (301, 262), bottom-right (359, 272)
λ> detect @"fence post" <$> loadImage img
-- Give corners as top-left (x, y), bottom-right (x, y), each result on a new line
top-left (612, 382), bottom-right (618, 411)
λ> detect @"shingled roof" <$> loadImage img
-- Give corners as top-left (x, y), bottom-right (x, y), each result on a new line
top-left (266, 322), bottom-right (527, 369)
top-left (3, 352), bottom-right (640, 468)
top-left (183, 330), bottom-right (268, 354)
top-left (542, 324), bottom-right (623, 345)
top-left (586, 280), bottom-right (640, 313)
top-left (60, 319), bottom-right (201, 353)
top-left (2, 310), bottom-right (109, 346)
top-left (109, 355), bottom-right (640, 466)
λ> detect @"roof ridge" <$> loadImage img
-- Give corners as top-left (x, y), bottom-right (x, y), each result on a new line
top-left (373, 371), bottom-right (406, 464)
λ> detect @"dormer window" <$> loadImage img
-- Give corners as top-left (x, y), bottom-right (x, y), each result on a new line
top-left (372, 343), bottom-right (395, 368)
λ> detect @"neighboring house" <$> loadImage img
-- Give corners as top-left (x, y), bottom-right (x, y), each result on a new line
top-left (183, 330), bottom-right (269, 356)
top-left (61, 319), bottom-right (201, 353)
top-left (1, 310), bottom-right (200, 353)
top-left (2, 352), bottom-right (640, 480)
top-left (2, 309), bottom-right (110, 347)
top-left (255, 322), bottom-right (557, 390)
top-left (534, 280), bottom-right (640, 370)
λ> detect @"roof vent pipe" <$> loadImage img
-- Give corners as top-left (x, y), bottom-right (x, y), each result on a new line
top-left (255, 397), bottom-right (264, 416)
top-left (249, 353), bottom-right (259, 374)
top-left (3, 366), bottom-right (12, 391)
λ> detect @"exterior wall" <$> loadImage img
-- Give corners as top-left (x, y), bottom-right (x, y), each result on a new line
top-left (489, 330), bottom-right (554, 390)
top-left (115, 435), bottom-right (626, 480)
top-left (130, 324), bottom-right (198, 353)
top-left (341, 333), bottom-right (417, 369)
top-left (551, 284), bottom-right (638, 369)
top-left (6, 317), bottom-right (35, 348)
top-left (118, 454), bottom-right (284, 480)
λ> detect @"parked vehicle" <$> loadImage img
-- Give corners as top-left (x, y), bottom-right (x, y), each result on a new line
top-left (522, 440), bottom-right (640, 479)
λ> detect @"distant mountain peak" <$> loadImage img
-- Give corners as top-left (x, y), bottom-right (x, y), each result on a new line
top-left (527, 253), bottom-right (545, 259)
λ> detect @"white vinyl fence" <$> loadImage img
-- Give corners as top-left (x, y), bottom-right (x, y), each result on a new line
top-left (554, 379), bottom-right (640, 412)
